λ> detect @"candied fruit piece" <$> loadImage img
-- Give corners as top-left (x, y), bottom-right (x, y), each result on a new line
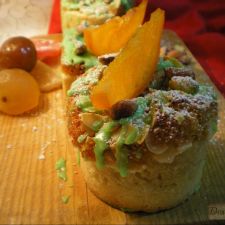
top-left (91, 8), bottom-right (165, 109)
top-left (84, 0), bottom-right (147, 56)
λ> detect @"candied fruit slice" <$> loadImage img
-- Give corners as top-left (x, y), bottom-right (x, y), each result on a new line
top-left (84, 0), bottom-right (148, 56)
top-left (91, 8), bottom-right (165, 109)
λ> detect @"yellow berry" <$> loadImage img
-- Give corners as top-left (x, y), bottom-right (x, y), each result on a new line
top-left (0, 69), bottom-right (40, 115)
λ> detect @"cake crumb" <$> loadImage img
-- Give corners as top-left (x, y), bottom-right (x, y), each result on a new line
top-left (41, 142), bottom-right (51, 151)
top-left (21, 123), bottom-right (26, 128)
top-left (6, 144), bottom-right (13, 149)
top-left (38, 142), bottom-right (51, 160)
top-left (38, 154), bottom-right (45, 160)
top-left (46, 125), bottom-right (52, 129)
top-left (32, 126), bottom-right (38, 132)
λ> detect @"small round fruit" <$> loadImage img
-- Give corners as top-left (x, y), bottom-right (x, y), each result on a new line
top-left (0, 36), bottom-right (37, 72)
top-left (0, 69), bottom-right (40, 115)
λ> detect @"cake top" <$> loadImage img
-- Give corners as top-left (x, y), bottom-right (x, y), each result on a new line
top-left (68, 56), bottom-right (217, 176)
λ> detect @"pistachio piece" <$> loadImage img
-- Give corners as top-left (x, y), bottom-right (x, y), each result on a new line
top-left (98, 52), bottom-right (118, 65)
top-left (75, 40), bottom-right (87, 55)
top-left (178, 54), bottom-right (192, 65)
top-left (75, 45), bottom-right (87, 55)
top-left (169, 76), bottom-right (199, 94)
top-left (150, 70), bottom-right (168, 90)
top-left (111, 100), bottom-right (138, 120)
top-left (165, 67), bottom-right (195, 79)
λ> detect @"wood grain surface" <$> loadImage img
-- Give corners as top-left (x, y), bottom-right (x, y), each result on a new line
top-left (0, 31), bottom-right (224, 225)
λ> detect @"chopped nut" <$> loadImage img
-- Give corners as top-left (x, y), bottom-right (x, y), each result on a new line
top-left (178, 54), bottom-right (192, 65)
top-left (150, 70), bottom-right (169, 90)
top-left (165, 67), bottom-right (195, 79)
top-left (32, 126), bottom-right (38, 132)
top-left (169, 76), bottom-right (199, 94)
top-left (98, 53), bottom-right (118, 65)
top-left (75, 41), bottom-right (87, 55)
top-left (111, 100), bottom-right (138, 120)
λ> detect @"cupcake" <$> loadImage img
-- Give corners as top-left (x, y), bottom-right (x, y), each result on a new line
top-left (66, 8), bottom-right (217, 212)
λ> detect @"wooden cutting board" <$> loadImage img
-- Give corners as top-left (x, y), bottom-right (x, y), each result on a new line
top-left (0, 31), bottom-right (224, 224)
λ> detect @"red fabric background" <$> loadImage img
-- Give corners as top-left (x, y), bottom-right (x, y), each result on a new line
top-left (48, 0), bottom-right (225, 96)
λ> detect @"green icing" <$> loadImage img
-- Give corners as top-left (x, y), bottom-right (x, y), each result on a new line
top-left (68, 68), bottom-right (101, 97)
top-left (62, 0), bottom-right (114, 14)
top-left (119, 97), bottom-right (149, 128)
top-left (55, 158), bottom-right (67, 181)
top-left (157, 57), bottom-right (183, 71)
top-left (115, 126), bottom-right (129, 177)
top-left (168, 57), bottom-right (183, 68)
top-left (76, 95), bottom-right (92, 109)
top-left (92, 120), bottom-right (104, 132)
top-left (62, 0), bottom-right (104, 10)
top-left (75, 95), bottom-right (102, 113)
top-left (92, 97), bottom-right (149, 176)
top-left (62, 28), bottom-right (98, 68)
top-left (157, 58), bottom-right (174, 71)
top-left (112, 98), bottom-right (150, 176)
top-left (94, 121), bottom-right (118, 169)
top-left (62, 0), bottom-right (134, 12)
top-left (55, 158), bottom-right (66, 170)
top-left (68, 65), bottom-right (104, 113)
top-left (61, 0), bottom-right (80, 10)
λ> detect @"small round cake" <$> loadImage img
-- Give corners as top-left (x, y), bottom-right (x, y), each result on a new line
top-left (61, 0), bottom-right (122, 31)
top-left (67, 58), bottom-right (217, 212)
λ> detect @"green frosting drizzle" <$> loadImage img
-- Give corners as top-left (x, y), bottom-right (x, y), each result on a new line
top-left (62, 28), bottom-right (98, 68)
top-left (76, 95), bottom-right (92, 108)
top-left (157, 57), bottom-right (183, 71)
top-left (94, 121), bottom-right (118, 169)
top-left (92, 120), bottom-right (104, 132)
top-left (119, 97), bottom-right (149, 129)
top-left (115, 126), bottom-right (129, 177)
